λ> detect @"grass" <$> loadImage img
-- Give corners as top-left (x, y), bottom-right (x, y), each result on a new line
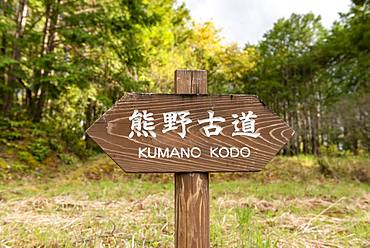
top-left (0, 155), bottom-right (369, 247)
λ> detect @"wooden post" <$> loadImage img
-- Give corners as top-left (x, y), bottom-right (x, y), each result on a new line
top-left (175, 70), bottom-right (210, 248)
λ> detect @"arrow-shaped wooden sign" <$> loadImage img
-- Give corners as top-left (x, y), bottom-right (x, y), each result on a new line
top-left (86, 94), bottom-right (294, 173)
top-left (87, 70), bottom-right (295, 248)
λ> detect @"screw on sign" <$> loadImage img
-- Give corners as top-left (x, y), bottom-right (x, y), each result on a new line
top-left (86, 69), bottom-right (295, 248)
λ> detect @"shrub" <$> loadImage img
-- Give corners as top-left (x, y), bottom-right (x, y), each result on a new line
top-left (59, 154), bottom-right (77, 165)
top-left (28, 138), bottom-right (50, 162)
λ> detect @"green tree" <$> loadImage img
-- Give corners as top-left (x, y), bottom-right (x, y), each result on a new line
top-left (244, 13), bottom-right (327, 155)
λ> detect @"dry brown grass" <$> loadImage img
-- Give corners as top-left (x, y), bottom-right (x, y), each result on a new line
top-left (0, 155), bottom-right (369, 247)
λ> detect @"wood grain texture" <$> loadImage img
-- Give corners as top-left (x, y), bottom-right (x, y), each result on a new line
top-left (174, 69), bottom-right (209, 248)
top-left (86, 93), bottom-right (295, 172)
top-left (175, 70), bottom-right (207, 94)
top-left (175, 172), bottom-right (209, 248)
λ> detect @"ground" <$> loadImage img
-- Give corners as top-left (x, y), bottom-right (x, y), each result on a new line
top-left (0, 155), bottom-right (369, 247)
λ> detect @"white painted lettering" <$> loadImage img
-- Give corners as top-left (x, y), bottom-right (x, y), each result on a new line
top-left (158, 147), bottom-right (170, 158)
top-left (147, 147), bottom-right (157, 158)
top-left (240, 147), bottom-right (251, 158)
top-left (219, 147), bottom-right (229, 158)
top-left (180, 147), bottom-right (190, 158)
top-left (230, 147), bottom-right (240, 157)
top-left (138, 147), bottom-right (147, 158)
top-left (191, 147), bottom-right (201, 158)
top-left (170, 147), bottom-right (180, 158)
top-left (210, 147), bottom-right (219, 158)
top-left (138, 146), bottom-right (250, 159)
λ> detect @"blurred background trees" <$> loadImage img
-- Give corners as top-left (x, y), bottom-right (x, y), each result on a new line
top-left (0, 0), bottom-right (369, 165)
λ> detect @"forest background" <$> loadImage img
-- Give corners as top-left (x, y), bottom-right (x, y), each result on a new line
top-left (0, 0), bottom-right (369, 175)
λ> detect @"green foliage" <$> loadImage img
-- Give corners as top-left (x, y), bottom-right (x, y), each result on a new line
top-left (0, 56), bottom-right (18, 68)
top-left (18, 151), bottom-right (33, 162)
top-left (317, 157), bottom-right (334, 177)
top-left (236, 207), bottom-right (253, 228)
top-left (58, 154), bottom-right (77, 166)
top-left (4, 131), bottom-right (22, 141)
top-left (0, 158), bottom-right (8, 170)
top-left (0, 0), bottom-right (368, 171)
top-left (8, 162), bottom-right (29, 173)
top-left (28, 138), bottom-right (50, 162)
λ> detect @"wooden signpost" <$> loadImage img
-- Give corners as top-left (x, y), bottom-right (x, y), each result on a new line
top-left (86, 69), bottom-right (295, 248)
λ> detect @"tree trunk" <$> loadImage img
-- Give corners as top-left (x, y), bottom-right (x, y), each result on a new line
top-left (0, 14), bottom-right (7, 110)
top-left (302, 107), bottom-right (310, 154)
top-left (3, 0), bottom-right (28, 117)
top-left (84, 99), bottom-right (97, 149)
top-left (311, 104), bottom-right (320, 156)
top-left (31, 0), bottom-right (60, 122)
